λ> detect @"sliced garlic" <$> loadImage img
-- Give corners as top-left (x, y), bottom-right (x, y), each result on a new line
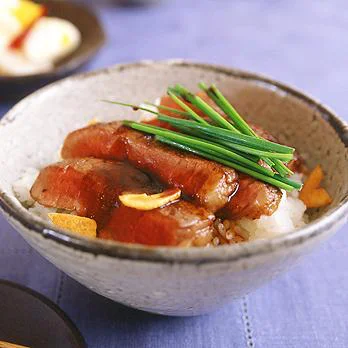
top-left (119, 188), bottom-right (181, 211)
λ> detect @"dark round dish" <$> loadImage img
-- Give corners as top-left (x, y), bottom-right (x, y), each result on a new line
top-left (0, 0), bottom-right (105, 100)
top-left (0, 280), bottom-right (86, 348)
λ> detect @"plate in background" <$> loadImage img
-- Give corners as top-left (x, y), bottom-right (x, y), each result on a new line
top-left (0, 280), bottom-right (86, 348)
top-left (0, 0), bottom-right (105, 100)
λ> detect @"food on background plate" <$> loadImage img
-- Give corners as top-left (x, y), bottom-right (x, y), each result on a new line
top-left (13, 83), bottom-right (332, 247)
top-left (0, 0), bottom-right (81, 76)
top-left (0, 340), bottom-right (30, 348)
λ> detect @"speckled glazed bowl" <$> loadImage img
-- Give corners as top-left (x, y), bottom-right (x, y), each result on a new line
top-left (0, 61), bottom-right (347, 316)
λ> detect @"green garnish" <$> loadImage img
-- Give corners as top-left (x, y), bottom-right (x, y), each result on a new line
top-left (198, 82), bottom-right (256, 136)
top-left (105, 82), bottom-right (302, 191)
top-left (156, 136), bottom-right (299, 191)
top-left (156, 115), bottom-right (294, 154)
top-left (171, 84), bottom-right (240, 132)
top-left (143, 101), bottom-right (190, 117)
top-left (164, 124), bottom-right (260, 163)
top-left (156, 118), bottom-right (293, 161)
top-left (167, 90), bottom-right (209, 125)
top-left (102, 100), bottom-right (158, 115)
top-left (198, 83), bottom-right (294, 176)
top-left (123, 121), bottom-right (275, 177)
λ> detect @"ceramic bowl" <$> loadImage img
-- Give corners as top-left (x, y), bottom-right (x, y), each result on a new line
top-left (0, 60), bottom-right (347, 316)
top-left (0, 0), bottom-right (105, 100)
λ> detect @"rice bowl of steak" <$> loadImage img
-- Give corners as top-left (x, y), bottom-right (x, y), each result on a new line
top-left (0, 61), bottom-right (346, 316)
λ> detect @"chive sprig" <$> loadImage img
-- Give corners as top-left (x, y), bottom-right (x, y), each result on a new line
top-left (104, 83), bottom-right (302, 191)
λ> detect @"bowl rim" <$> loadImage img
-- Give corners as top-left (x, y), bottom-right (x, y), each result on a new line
top-left (0, 59), bottom-right (347, 264)
top-left (0, 0), bottom-right (106, 82)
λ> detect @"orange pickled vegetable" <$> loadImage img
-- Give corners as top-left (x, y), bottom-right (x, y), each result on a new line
top-left (299, 165), bottom-right (332, 208)
top-left (48, 213), bottom-right (97, 238)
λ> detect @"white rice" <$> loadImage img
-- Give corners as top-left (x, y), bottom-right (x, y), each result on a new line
top-left (234, 173), bottom-right (307, 241)
top-left (12, 167), bottom-right (57, 218)
top-left (12, 168), bottom-right (39, 207)
top-left (236, 191), bottom-right (307, 241)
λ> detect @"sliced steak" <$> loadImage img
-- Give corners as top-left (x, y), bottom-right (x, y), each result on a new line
top-left (31, 158), bottom-right (215, 246)
top-left (99, 201), bottom-right (214, 247)
top-left (61, 122), bottom-right (238, 211)
top-left (30, 158), bottom-right (158, 225)
top-left (219, 174), bottom-right (282, 220)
